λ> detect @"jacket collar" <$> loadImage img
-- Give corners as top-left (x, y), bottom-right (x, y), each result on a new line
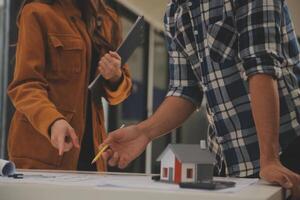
top-left (90, 0), bottom-right (119, 24)
top-left (58, 0), bottom-right (82, 18)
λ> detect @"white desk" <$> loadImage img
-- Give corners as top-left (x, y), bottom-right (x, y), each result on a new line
top-left (0, 170), bottom-right (286, 200)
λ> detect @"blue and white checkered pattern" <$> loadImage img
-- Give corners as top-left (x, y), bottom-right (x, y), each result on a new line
top-left (165, 0), bottom-right (300, 177)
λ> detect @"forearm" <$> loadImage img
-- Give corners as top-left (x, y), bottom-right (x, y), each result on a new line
top-left (249, 74), bottom-right (280, 166)
top-left (137, 96), bottom-right (196, 140)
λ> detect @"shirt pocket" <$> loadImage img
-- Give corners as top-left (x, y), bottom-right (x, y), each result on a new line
top-left (207, 16), bottom-right (238, 64)
top-left (48, 34), bottom-right (84, 77)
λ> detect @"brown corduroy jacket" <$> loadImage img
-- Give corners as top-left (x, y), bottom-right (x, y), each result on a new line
top-left (7, 0), bottom-right (132, 171)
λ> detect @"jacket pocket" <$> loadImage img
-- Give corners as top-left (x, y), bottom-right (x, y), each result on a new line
top-left (207, 16), bottom-right (238, 63)
top-left (48, 34), bottom-right (84, 76)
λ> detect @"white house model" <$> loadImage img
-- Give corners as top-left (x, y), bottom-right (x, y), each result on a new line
top-left (157, 144), bottom-right (216, 184)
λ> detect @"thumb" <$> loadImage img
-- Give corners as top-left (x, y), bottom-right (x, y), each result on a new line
top-left (111, 129), bottom-right (126, 141)
top-left (283, 181), bottom-right (293, 189)
top-left (102, 127), bottom-right (127, 147)
top-left (102, 131), bottom-right (123, 148)
top-left (67, 127), bottom-right (80, 148)
top-left (102, 135), bottom-right (113, 147)
top-left (281, 176), bottom-right (293, 189)
top-left (103, 130), bottom-right (121, 143)
top-left (109, 51), bottom-right (121, 60)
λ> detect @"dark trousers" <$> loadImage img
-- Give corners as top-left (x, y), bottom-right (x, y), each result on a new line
top-left (77, 98), bottom-right (97, 171)
top-left (280, 136), bottom-right (300, 174)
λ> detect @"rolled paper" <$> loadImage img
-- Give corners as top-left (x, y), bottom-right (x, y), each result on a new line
top-left (0, 159), bottom-right (16, 176)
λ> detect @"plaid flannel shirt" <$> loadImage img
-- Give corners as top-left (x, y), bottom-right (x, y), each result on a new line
top-left (165, 0), bottom-right (300, 177)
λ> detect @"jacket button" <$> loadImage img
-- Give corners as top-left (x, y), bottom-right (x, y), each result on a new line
top-left (70, 16), bottom-right (76, 22)
top-left (97, 16), bottom-right (103, 27)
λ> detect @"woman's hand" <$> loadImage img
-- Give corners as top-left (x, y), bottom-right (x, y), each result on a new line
top-left (50, 119), bottom-right (80, 156)
top-left (98, 51), bottom-right (122, 84)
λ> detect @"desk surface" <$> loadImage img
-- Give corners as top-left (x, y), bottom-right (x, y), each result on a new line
top-left (0, 170), bottom-right (285, 200)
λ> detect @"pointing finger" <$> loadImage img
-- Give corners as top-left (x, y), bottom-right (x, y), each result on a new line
top-left (57, 135), bottom-right (65, 156)
top-left (68, 127), bottom-right (80, 148)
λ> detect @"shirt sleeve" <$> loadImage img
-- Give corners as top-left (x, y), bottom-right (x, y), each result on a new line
top-left (164, 13), bottom-right (203, 107)
top-left (234, 0), bottom-right (284, 80)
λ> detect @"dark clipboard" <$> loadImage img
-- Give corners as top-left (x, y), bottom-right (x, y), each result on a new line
top-left (88, 16), bottom-right (145, 97)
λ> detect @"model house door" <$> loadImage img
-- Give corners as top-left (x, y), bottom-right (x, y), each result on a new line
top-left (168, 167), bottom-right (173, 182)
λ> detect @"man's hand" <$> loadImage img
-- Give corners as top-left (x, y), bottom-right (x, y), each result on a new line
top-left (260, 160), bottom-right (300, 199)
top-left (100, 125), bottom-right (151, 169)
top-left (98, 51), bottom-right (122, 84)
top-left (100, 97), bottom-right (196, 169)
top-left (249, 74), bottom-right (300, 199)
top-left (50, 119), bottom-right (80, 156)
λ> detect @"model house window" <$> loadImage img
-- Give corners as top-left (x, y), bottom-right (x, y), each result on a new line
top-left (186, 168), bottom-right (193, 179)
top-left (163, 168), bottom-right (168, 178)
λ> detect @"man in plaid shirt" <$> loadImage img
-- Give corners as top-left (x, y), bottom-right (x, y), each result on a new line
top-left (102, 0), bottom-right (300, 197)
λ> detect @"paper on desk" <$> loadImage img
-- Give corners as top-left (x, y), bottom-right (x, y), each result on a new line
top-left (0, 159), bottom-right (16, 176)
top-left (97, 175), bottom-right (180, 191)
top-left (0, 171), bottom-right (258, 193)
top-left (0, 171), bottom-right (108, 186)
top-left (97, 176), bottom-right (258, 193)
top-left (0, 171), bottom-right (178, 190)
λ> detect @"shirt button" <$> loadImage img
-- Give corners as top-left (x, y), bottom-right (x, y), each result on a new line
top-left (97, 16), bottom-right (103, 27)
top-left (241, 72), bottom-right (247, 80)
top-left (194, 30), bottom-right (198, 35)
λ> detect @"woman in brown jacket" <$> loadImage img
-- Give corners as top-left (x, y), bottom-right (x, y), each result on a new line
top-left (7, 0), bottom-right (132, 171)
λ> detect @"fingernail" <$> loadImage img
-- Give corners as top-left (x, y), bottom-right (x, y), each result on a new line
top-left (283, 181), bottom-right (293, 188)
top-left (120, 164), bottom-right (125, 169)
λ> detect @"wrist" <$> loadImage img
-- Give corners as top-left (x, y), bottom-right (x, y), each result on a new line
top-left (260, 154), bottom-right (280, 168)
top-left (259, 140), bottom-right (280, 167)
top-left (48, 118), bottom-right (65, 137)
top-left (108, 71), bottom-right (123, 84)
top-left (107, 73), bottom-right (124, 90)
top-left (136, 122), bottom-right (154, 143)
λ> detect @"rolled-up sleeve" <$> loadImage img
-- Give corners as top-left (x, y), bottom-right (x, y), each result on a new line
top-left (102, 63), bottom-right (132, 105)
top-left (165, 14), bottom-right (203, 107)
top-left (235, 0), bottom-right (284, 80)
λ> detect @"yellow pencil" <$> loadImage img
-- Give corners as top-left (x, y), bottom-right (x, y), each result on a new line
top-left (91, 124), bottom-right (125, 164)
top-left (91, 144), bottom-right (109, 164)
